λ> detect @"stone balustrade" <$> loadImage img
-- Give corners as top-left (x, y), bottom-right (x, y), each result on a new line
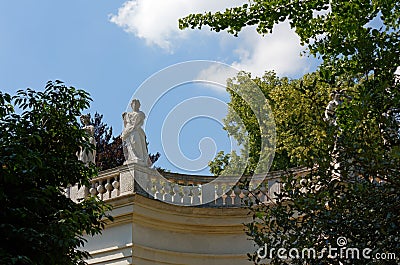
top-left (141, 172), bottom-right (278, 207)
top-left (88, 171), bottom-right (120, 200)
top-left (68, 163), bottom-right (309, 207)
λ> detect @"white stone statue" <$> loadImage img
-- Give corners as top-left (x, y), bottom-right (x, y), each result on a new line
top-left (121, 99), bottom-right (150, 166)
top-left (77, 114), bottom-right (96, 165)
top-left (324, 90), bottom-right (344, 126)
top-left (324, 90), bottom-right (353, 179)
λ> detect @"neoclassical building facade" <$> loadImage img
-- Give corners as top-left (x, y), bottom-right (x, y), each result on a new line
top-left (68, 163), bottom-right (308, 265)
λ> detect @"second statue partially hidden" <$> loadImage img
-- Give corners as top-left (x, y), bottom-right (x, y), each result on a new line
top-left (121, 99), bottom-right (150, 166)
top-left (77, 114), bottom-right (96, 165)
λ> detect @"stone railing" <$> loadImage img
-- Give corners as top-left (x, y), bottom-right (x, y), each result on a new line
top-left (67, 163), bottom-right (309, 207)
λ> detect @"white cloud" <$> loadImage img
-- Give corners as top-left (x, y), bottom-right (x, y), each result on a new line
top-left (196, 63), bottom-right (238, 92)
top-left (109, 0), bottom-right (245, 52)
top-left (232, 23), bottom-right (310, 77)
top-left (110, 0), bottom-right (313, 77)
top-left (110, 0), bottom-right (176, 51)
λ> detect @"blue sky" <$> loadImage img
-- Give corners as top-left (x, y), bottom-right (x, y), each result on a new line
top-left (0, 1), bottom-right (320, 174)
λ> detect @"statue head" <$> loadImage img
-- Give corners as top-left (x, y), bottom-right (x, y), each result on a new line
top-left (80, 114), bottom-right (91, 126)
top-left (130, 99), bottom-right (141, 111)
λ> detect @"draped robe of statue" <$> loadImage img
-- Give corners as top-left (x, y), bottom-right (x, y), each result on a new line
top-left (324, 90), bottom-right (345, 179)
top-left (324, 91), bottom-right (343, 126)
top-left (78, 114), bottom-right (96, 165)
top-left (72, 114), bottom-right (95, 200)
top-left (121, 100), bottom-right (149, 166)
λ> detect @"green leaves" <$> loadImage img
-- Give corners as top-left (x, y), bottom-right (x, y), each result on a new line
top-left (239, 74), bottom-right (400, 264)
top-left (180, 1), bottom-right (399, 81)
top-left (181, 1), bottom-right (400, 263)
top-left (210, 71), bottom-right (334, 175)
top-left (0, 81), bottom-right (111, 265)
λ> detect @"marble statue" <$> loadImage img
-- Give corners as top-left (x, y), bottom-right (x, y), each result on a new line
top-left (324, 90), bottom-right (344, 126)
top-left (324, 90), bottom-right (351, 179)
top-left (121, 99), bottom-right (150, 166)
top-left (77, 114), bottom-right (96, 165)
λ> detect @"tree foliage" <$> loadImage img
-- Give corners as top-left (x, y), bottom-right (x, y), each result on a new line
top-left (209, 71), bottom-right (334, 175)
top-left (209, 71), bottom-right (279, 176)
top-left (181, 1), bottom-right (399, 264)
top-left (180, 0), bottom-right (399, 79)
top-left (242, 72), bottom-right (399, 264)
top-left (91, 113), bottom-right (125, 171)
top-left (0, 81), bottom-right (112, 265)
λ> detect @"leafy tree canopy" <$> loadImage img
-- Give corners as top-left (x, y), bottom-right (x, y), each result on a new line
top-left (180, 0), bottom-right (399, 78)
top-left (91, 112), bottom-right (125, 171)
top-left (209, 71), bottom-right (336, 175)
top-left (181, 1), bottom-right (400, 264)
top-left (0, 81), bottom-right (112, 265)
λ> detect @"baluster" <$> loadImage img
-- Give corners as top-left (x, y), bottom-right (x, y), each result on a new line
top-left (154, 179), bottom-right (163, 200)
top-left (90, 182), bottom-right (98, 197)
top-left (164, 182), bottom-right (172, 202)
top-left (242, 188), bottom-right (250, 206)
top-left (182, 186), bottom-right (191, 205)
top-left (173, 185), bottom-right (182, 204)
top-left (192, 186), bottom-right (200, 205)
top-left (233, 186), bottom-right (241, 206)
top-left (112, 177), bottom-right (120, 198)
top-left (105, 178), bottom-right (113, 199)
top-left (216, 183), bottom-right (224, 206)
top-left (97, 181), bottom-right (106, 200)
top-left (224, 189), bottom-right (234, 206)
